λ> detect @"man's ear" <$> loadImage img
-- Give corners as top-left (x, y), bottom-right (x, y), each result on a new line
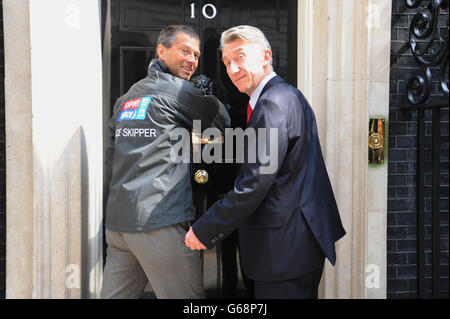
top-left (157, 44), bottom-right (166, 61)
top-left (263, 49), bottom-right (272, 66)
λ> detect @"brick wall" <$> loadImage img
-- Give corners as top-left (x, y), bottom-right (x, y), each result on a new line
top-left (0, 0), bottom-right (6, 299)
top-left (389, 0), bottom-right (449, 298)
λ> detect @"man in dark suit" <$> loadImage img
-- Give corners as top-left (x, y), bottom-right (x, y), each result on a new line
top-left (185, 25), bottom-right (346, 299)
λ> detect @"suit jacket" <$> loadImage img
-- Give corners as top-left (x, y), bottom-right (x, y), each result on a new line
top-left (193, 76), bottom-right (346, 282)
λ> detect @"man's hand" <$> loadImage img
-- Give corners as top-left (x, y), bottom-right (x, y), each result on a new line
top-left (185, 227), bottom-right (207, 250)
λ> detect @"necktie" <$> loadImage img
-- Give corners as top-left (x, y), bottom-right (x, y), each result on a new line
top-left (247, 102), bottom-right (253, 124)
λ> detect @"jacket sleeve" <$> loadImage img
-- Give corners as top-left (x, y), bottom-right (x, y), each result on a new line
top-left (192, 98), bottom-right (289, 248)
top-left (175, 81), bottom-right (231, 133)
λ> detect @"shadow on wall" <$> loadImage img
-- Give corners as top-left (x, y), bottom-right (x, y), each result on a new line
top-left (44, 126), bottom-right (103, 298)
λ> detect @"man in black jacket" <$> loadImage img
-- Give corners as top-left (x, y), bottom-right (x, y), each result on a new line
top-left (101, 25), bottom-right (230, 299)
top-left (185, 25), bottom-right (345, 299)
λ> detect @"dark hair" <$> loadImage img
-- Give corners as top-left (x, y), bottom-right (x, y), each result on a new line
top-left (156, 25), bottom-right (200, 58)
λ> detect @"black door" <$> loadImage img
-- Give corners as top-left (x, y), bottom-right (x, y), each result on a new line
top-left (109, 0), bottom-right (298, 198)
top-left (110, 0), bottom-right (297, 109)
top-left (107, 0), bottom-right (298, 297)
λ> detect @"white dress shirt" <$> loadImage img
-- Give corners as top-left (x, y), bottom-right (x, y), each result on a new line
top-left (248, 71), bottom-right (277, 110)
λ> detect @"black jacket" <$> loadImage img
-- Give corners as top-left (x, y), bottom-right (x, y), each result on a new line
top-left (105, 59), bottom-right (230, 232)
top-left (193, 76), bottom-right (346, 281)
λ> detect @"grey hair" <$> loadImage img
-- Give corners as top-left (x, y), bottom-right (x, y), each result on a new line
top-left (156, 25), bottom-right (200, 58)
top-left (220, 25), bottom-right (272, 64)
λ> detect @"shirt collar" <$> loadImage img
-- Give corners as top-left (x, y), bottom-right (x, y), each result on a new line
top-left (248, 71), bottom-right (277, 110)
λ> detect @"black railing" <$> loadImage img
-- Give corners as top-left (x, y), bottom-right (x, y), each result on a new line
top-left (403, 0), bottom-right (449, 298)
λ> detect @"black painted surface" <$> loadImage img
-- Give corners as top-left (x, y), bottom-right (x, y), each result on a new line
top-left (388, 0), bottom-right (449, 299)
top-left (107, 1), bottom-right (297, 298)
top-left (109, 0), bottom-right (297, 205)
top-left (110, 0), bottom-right (297, 104)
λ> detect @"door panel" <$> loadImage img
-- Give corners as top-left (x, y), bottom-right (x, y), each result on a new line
top-left (120, 0), bottom-right (185, 30)
top-left (120, 47), bottom-right (155, 97)
top-left (110, 0), bottom-right (296, 104)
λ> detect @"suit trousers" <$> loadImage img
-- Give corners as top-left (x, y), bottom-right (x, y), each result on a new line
top-left (100, 223), bottom-right (205, 299)
top-left (253, 259), bottom-right (325, 299)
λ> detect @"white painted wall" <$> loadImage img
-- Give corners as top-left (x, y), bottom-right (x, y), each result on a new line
top-left (5, 0), bottom-right (104, 298)
top-left (297, 0), bottom-right (391, 298)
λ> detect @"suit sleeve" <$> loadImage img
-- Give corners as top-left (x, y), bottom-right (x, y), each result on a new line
top-left (192, 98), bottom-right (289, 248)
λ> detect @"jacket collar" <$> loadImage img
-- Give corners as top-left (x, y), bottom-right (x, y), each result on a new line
top-left (148, 59), bottom-right (174, 76)
top-left (258, 75), bottom-right (284, 99)
top-left (249, 72), bottom-right (277, 109)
